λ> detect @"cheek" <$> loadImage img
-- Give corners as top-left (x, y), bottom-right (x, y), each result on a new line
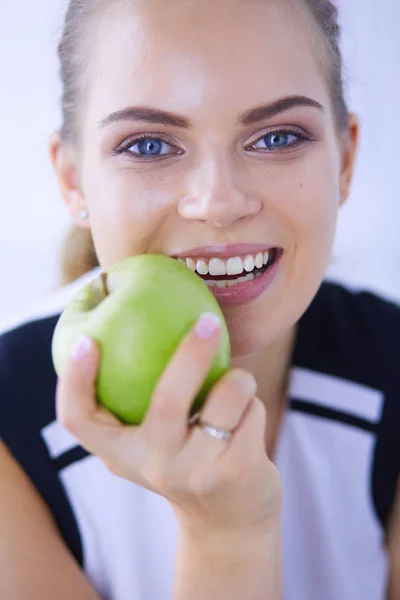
top-left (81, 161), bottom-right (176, 266)
top-left (298, 165), bottom-right (339, 253)
top-left (292, 184), bottom-right (338, 249)
top-left (267, 154), bottom-right (339, 255)
top-left (280, 156), bottom-right (340, 297)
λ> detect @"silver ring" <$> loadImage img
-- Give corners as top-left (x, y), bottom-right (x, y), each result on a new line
top-left (188, 412), bottom-right (234, 442)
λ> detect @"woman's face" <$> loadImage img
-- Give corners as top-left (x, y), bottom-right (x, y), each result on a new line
top-left (55, 0), bottom-right (358, 357)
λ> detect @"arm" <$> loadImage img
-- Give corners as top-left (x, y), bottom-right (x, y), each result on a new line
top-left (386, 477), bottom-right (400, 600)
top-left (174, 525), bottom-right (283, 600)
top-left (0, 440), bottom-right (100, 600)
top-left (56, 319), bottom-right (284, 600)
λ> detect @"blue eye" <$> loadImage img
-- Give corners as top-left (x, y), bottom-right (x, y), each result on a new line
top-left (253, 132), bottom-right (299, 150)
top-left (127, 137), bottom-right (175, 157)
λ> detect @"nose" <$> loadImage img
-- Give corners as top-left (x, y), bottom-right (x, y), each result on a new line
top-left (177, 156), bottom-right (262, 228)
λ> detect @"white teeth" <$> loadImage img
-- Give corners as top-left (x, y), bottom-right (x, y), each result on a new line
top-left (182, 250), bottom-right (274, 277)
top-left (215, 280), bottom-right (227, 289)
top-left (186, 258), bottom-right (196, 271)
top-left (206, 272), bottom-right (255, 289)
top-left (243, 255), bottom-right (255, 272)
top-left (226, 257), bottom-right (244, 276)
top-left (208, 258), bottom-right (226, 276)
top-left (196, 259), bottom-right (209, 275)
top-left (255, 252), bottom-right (263, 269)
top-left (238, 273), bottom-right (255, 283)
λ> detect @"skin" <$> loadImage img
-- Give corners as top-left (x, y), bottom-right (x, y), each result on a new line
top-left (56, 318), bottom-right (284, 599)
top-left (1, 0), bottom-right (398, 598)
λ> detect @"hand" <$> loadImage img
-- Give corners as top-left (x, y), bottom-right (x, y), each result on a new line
top-left (56, 313), bottom-right (283, 537)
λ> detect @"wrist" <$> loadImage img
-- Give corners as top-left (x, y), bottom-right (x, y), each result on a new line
top-left (174, 520), bottom-right (283, 600)
top-left (177, 518), bottom-right (282, 564)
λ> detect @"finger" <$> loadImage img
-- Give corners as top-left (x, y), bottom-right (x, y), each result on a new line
top-left (142, 313), bottom-right (222, 453)
top-left (222, 398), bottom-right (283, 519)
top-left (223, 396), bottom-right (269, 468)
top-left (176, 369), bottom-right (257, 469)
top-left (196, 368), bottom-right (257, 433)
top-left (56, 335), bottom-right (124, 458)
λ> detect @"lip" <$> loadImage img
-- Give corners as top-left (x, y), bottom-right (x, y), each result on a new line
top-left (206, 248), bottom-right (283, 307)
top-left (172, 243), bottom-right (273, 260)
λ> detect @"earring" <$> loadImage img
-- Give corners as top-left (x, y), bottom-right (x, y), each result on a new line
top-left (78, 208), bottom-right (89, 220)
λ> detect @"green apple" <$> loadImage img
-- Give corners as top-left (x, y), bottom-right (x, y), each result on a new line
top-left (52, 254), bottom-right (231, 424)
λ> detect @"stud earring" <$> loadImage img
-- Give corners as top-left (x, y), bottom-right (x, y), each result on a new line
top-left (78, 208), bottom-right (89, 220)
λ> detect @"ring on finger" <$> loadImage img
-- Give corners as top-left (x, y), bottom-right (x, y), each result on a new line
top-left (188, 411), bottom-right (234, 442)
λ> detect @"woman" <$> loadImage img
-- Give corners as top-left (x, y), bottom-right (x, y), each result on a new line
top-left (0, 0), bottom-right (398, 598)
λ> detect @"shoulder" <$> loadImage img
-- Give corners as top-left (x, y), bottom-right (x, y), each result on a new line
top-left (0, 267), bottom-right (101, 356)
top-left (297, 279), bottom-right (400, 390)
top-left (0, 271), bottom-right (100, 565)
top-left (318, 279), bottom-right (400, 338)
top-left (0, 268), bottom-right (101, 438)
top-left (297, 279), bottom-right (400, 532)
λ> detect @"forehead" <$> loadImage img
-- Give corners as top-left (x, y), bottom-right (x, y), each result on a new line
top-left (86, 0), bottom-right (328, 124)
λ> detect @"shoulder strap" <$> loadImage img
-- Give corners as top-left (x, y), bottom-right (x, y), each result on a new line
top-left (297, 281), bottom-right (400, 532)
top-left (0, 316), bottom-right (84, 565)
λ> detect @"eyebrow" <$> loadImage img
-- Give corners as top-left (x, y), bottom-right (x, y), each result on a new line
top-left (99, 106), bottom-right (190, 129)
top-left (239, 95), bottom-right (324, 126)
top-left (98, 95), bottom-right (324, 130)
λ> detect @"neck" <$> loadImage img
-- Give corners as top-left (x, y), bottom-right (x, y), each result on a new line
top-left (231, 326), bottom-right (297, 412)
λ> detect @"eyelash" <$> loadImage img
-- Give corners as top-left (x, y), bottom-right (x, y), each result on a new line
top-left (113, 127), bottom-right (314, 159)
top-left (113, 134), bottom-right (181, 159)
top-left (246, 126), bottom-right (314, 152)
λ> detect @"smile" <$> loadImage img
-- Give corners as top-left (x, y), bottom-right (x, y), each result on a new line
top-left (173, 246), bottom-right (283, 307)
top-left (177, 249), bottom-right (277, 287)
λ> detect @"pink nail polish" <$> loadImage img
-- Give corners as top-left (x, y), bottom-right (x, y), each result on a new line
top-left (71, 335), bottom-right (93, 360)
top-left (194, 313), bottom-right (221, 339)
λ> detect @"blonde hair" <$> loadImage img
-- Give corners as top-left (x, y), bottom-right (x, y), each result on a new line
top-left (60, 226), bottom-right (99, 285)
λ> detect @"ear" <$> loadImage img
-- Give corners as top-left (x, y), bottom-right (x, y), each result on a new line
top-left (338, 113), bottom-right (360, 207)
top-left (49, 131), bottom-right (91, 229)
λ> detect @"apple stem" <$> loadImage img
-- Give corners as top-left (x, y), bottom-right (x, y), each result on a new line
top-left (100, 272), bottom-right (110, 297)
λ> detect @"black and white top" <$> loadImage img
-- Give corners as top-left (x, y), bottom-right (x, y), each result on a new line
top-left (0, 271), bottom-right (399, 600)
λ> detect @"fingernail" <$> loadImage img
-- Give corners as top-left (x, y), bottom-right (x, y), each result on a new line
top-left (71, 335), bottom-right (93, 360)
top-left (194, 313), bottom-right (221, 339)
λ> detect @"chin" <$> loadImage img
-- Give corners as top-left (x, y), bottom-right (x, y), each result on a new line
top-left (224, 278), bottom-right (318, 359)
top-left (225, 310), bottom-right (284, 358)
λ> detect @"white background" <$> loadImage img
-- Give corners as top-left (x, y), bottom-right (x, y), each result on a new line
top-left (0, 0), bottom-right (399, 324)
